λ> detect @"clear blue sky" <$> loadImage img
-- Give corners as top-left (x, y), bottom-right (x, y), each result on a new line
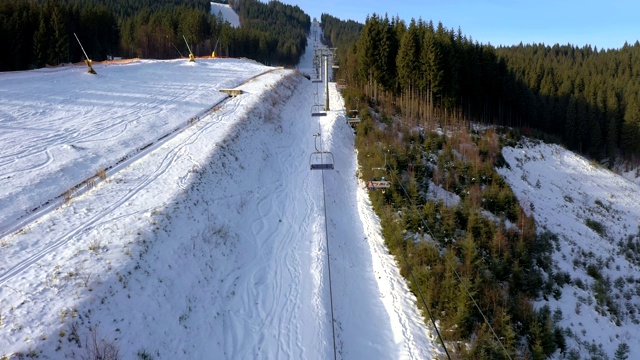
top-left (278, 0), bottom-right (640, 50)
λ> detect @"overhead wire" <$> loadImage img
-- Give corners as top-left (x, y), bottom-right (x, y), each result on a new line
top-left (317, 122), bottom-right (338, 360)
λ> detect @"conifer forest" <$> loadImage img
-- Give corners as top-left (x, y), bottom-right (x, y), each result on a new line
top-left (0, 0), bottom-right (310, 70)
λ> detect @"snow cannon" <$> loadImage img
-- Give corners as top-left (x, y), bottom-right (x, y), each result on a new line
top-left (74, 33), bottom-right (96, 75)
top-left (84, 59), bottom-right (96, 74)
top-left (184, 35), bottom-right (195, 62)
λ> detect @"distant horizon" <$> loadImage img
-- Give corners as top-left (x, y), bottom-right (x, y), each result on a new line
top-left (276, 0), bottom-right (640, 50)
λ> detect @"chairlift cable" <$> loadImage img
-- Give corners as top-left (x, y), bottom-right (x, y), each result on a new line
top-left (317, 123), bottom-right (338, 360)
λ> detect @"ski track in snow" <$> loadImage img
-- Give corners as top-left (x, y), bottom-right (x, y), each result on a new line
top-left (0, 89), bottom-right (249, 288)
top-left (0, 59), bottom-right (269, 238)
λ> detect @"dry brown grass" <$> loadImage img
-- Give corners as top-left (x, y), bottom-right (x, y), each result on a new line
top-left (85, 178), bottom-right (96, 189)
top-left (63, 189), bottom-right (73, 204)
top-left (96, 168), bottom-right (107, 180)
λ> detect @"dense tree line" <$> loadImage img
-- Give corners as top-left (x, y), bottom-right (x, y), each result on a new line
top-left (227, 0), bottom-right (309, 65)
top-left (319, 13), bottom-right (362, 71)
top-left (0, 0), bottom-right (119, 70)
top-left (0, 0), bottom-right (310, 71)
top-left (495, 43), bottom-right (640, 163)
top-left (328, 13), bottom-right (640, 164)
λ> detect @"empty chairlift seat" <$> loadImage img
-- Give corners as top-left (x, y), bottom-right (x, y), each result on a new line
top-left (309, 133), bottom-right (334, 170)
top-left (311, 104), bottom-right (327, 117)
top-left (310, 151), bottom-right (335, 170)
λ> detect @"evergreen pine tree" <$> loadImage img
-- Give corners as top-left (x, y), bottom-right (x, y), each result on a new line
top-left (51, 5), bottom-right (69, 64)
top-left (622, 96), bottom-right (640, 159)
top-left (33, 13), bottom-right (49, 68)
top-left (614, 343), bottom-right (630, 360)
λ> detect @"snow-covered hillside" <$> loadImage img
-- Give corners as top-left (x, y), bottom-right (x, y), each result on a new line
top-left (0, 58), bottom-right (271, 239)
top-left (498, 138), bottom-right (640, 358)
top-left (0, 27), bottom-right (440, 359)
top-left (211, 2), bottom-right (240, 28)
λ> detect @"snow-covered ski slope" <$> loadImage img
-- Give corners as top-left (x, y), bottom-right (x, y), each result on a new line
top-left (210, 2), bottom-right (240, 28)
top-left (0, 25), bottom-right (439, 359)
top-left (0, 58), bottom-right (271, 239)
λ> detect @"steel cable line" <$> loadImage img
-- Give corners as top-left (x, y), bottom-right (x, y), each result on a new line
top-left (316, 124), bottom-right (338, 360)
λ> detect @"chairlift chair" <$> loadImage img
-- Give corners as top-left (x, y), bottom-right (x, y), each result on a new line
top-left (310, 133), bottom-right (335, 170)
top-left (311, 104), bottom-right (326, 117)
top-left (347, 109), bottom-right (360, 125)
top-left (368, 152), bottom-right (391, 191)
top-left (310, 152), bottom-right (335, 170)
top-left (367, 178), bottom-right (391, 191)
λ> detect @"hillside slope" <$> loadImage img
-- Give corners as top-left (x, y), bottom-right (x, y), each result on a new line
top-left (498, 139), bottom-right (640, 358)
top-left (211, 2), bottom-right (240, 27)
top-left (0, 35), bottom-right (439, 360)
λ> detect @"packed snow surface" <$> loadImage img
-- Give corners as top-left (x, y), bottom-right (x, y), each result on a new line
top-left (0, 24), bottom-right (439, 359)
top-left (0, 58), bottom-right (270, 239)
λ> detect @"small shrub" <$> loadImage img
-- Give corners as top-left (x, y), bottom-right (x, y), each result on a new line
top-left (585, 218), bottom-right (606, 237)
top-left (137, 349), bottom-right (153, 360)
top-left (88, 238), bottom-right (102, 253)
top-left (137, 349), bottom-right (154, 360)
top-left (81, 328), bottom-right (119, 360)
top-left (63, 189), bottom-right (73, 204)
top-left (586, 264), bottom-right (602, 280)
top-left (615, 342), bottom-right (630, 360)
top-left (27, 348), bottom-right (38, 358)
top-left (96, 168), bottom-right (107, 180)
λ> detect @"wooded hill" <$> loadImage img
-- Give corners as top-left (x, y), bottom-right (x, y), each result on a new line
top-left (0, 0), bottom-right (310, 71)
top-left (326, 13), bottom-right (640, 165)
